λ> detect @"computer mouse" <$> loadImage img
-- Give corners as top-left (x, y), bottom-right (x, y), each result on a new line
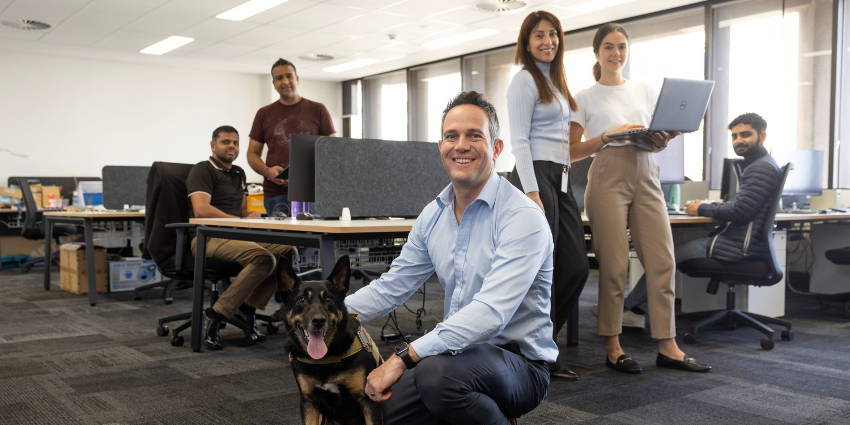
top-left (296, 212), bottom-right (314, 220)
top-left (818, 210), bottom-right (829, 214)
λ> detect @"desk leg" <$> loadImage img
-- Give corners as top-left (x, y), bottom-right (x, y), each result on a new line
top-left (319, 235), bottom-right (336, 279)
top-left (566, 303), bottom-right (579, 347)
top-left (84, 218), bottom-right (97, 307)
top-left (191, 231), bottom-right (207, 352)
top-left (43, 218), bottom-right (52, 291)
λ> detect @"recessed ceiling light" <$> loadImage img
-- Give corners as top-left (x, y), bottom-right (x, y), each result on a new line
top-left (1, 19), bottom-right (51, 30)
top-left (298, 53), bottom-right (334, 62)
top-left (422, 29), bottom-right (500, 49)
top-left (140, 36), bottom-right (194, 55)
top-left (565, 0), bottom-right (635, 14)
top-left (217, 0), bottom-right (290, 21)
top-left (322, 58), bottom-right (380, 73)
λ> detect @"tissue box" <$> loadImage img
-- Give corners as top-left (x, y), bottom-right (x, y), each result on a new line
top-left (108, 258), bottom-right (161, 292)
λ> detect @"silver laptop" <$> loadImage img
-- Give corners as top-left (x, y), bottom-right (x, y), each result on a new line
top-left (606, 78), bottom-right (715, 139)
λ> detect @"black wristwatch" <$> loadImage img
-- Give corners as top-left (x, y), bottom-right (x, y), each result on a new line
top-left (394, 342), bottom-right (417, 369)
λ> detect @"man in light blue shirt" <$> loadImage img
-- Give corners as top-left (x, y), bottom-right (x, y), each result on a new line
top-left (346, 91), bottom-right (557, 424)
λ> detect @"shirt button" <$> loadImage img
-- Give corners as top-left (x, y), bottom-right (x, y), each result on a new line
top-left (462, 343), bottom-right (467, 347)
top-left (433, 351), bottom-right (438, 355)
top-left (456, 280), bottom-right (460, 285)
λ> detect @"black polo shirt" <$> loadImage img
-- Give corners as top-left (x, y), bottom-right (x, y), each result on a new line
top-left (186, 157), bottom-right (246, 218)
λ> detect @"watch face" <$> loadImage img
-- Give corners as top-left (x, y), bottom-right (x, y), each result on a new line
top-left (394, 342), bottom-right (408, 355)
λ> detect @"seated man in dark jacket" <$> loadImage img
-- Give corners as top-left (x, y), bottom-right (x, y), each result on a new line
top-left (187, 125), bottom-right (296, 350)
top-left (596, 113), bottom-right (780, 328)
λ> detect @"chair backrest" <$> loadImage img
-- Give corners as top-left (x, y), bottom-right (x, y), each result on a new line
top-left (143, 162), bottom-right (194, 268)
top-left (760, 163), bottom-right (792, 285)
top-left (17, 178), bottom-right (43, 239)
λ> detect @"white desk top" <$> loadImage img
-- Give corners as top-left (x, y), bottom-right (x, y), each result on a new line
top-left (190, 217), bottom-right (417, 234)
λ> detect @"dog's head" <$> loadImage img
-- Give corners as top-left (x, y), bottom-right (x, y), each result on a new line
top-left (278, 255), bottom-right (351, 360)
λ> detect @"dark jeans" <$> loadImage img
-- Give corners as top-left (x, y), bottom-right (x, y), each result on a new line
top-left (511, 161), bottom-right (589, 370)
top-left (382, 344), bottom-right (550, 425)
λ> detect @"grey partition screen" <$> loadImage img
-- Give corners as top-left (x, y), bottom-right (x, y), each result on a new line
top-left (313, 137), bottom-right (449, 218)
top-left (102, 166), bottom-right (150, 209)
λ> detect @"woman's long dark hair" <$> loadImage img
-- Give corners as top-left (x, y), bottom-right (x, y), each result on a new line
top-left (592, 23), bottom-right (630, 82)
top-left (515, 11), bottom-right (577, 111)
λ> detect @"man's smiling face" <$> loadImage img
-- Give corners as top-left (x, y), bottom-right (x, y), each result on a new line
top-left (730, 123), bottom-right (765, 157)
top-left (439, 104), bottom-right (503, 191)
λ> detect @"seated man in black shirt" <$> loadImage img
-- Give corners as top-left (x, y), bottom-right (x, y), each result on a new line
top-left (186, 125), bottom-right (296, 350)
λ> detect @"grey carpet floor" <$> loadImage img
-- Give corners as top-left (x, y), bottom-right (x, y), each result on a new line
top-left (0, 267), bottom-right (849, 424)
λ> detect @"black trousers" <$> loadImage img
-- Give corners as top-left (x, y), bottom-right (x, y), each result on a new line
top-left (511, 161), bottom-right (589, 369)
top-left (381, 344), bottom-right (550, 424)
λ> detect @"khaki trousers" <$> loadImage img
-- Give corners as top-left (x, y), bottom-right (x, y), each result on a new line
top-left (585, 145), bottom-right (676, 339)
top-left (191, 237), bottom-right (296, 319)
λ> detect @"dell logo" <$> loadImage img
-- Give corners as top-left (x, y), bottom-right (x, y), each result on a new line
top-left (680, 101), bottom-right (687, 110)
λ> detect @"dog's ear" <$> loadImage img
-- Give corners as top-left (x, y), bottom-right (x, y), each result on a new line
top-left (278, 257), bottom-right (301, 303)
top-left (328, 255), bottom-right (351, 296)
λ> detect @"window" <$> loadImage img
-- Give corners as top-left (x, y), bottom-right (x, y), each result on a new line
top-left (463, 47), bottom-right (519, 172)
top-left (409, 60), bottom-right (461, 143)
top-left (363, 70), bottom-right (407, 141)
top-left (839, 0), bottom-right (850, 188)
top-left (708, 0), bottom-right (834, 189)
top-left (342, 80), bottom-right (362, 139)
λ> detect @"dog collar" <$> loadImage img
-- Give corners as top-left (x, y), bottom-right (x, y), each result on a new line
top-left (296, 313), bottom-right (384, 366)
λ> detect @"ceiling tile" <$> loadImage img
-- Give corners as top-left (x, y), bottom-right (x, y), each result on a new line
top-left (92, 30), bottom-right (179, 52)
top-left (467, 10), bottom-right (532, 31)
top-left (315, 36), bottom-right (392, 57)
top-left (178, 18), bottom-right (259, 43)
top-left (158, 0), bottom-right (245, 16)
top-left (232, 46), bottom-right (302, 65)
top-left (367, 40), bottom-right (425, 59)
top-left (270, 3), bottom-right (363, 31)
top-left (325, 0), bottom-right (403, 11)
top-left (0, 0), bottom-right (90, 25)
top-left (38, 23), bottom-right (114, 46)
top-left (0, 23), bottom-right (49, 41)
top-left (187, 42), bottom-right (259, 60)
top-left (63, 0), bottom-right (156, 30)
top-left (323, 11), bottom-right (407, 37)
top-left (0, 0), bottom-right (14, 14)
top-left (269, 30), bottom-right (349, 54)
top-left (122, 8), bottom-right (208, 35)
top-left (240, 0), bottom-right (319, 24)
top-left (427, 6), bottom-right (499, 25)
top-left (381, 19), bottom-right (459, 42)
top-left (381, 0), bottom-right (474, 19)
top-left (225, 24), bottom-right (304, 47)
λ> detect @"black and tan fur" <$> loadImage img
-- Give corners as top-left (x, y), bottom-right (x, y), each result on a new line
top-left (278, 255), bottom-right (382, 425)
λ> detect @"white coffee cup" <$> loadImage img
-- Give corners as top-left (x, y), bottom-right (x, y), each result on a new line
top-left (340, 207), bottom-right (351, 221)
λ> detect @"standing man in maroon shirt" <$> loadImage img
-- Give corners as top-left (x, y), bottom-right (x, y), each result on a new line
top-left (247, 58), bottom-right (336, 216)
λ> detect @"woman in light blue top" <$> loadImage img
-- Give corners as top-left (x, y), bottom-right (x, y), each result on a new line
top-left (506, 10), bottom-right (589, 381)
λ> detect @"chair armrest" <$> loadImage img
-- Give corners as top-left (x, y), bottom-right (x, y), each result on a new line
top-left (165, 223), bottom-right (198, 229)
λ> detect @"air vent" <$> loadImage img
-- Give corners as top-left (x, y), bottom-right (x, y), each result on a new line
top-left (476, 0), bottom-right (527, 12)
top-left (1, 19), bottom-right (51, 31)
top-left (298, 54), bottom-right (334, 62)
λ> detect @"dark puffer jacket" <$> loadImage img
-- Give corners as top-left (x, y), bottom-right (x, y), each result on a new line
top-left (698, 148), bottom-right (780, 262)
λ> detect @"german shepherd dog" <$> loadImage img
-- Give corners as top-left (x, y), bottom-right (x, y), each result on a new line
top-left (278, 255), bottom-right (383, 425)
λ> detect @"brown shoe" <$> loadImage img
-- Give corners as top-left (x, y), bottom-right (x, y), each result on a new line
top-left (550, 367), bottom-right (579, 381)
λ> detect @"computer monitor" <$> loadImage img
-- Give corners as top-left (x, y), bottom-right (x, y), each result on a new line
top-left (772, 149), bottom-right (823, 196)
top-left (288, 134), bottom-right (322, 203)
top-left (653, 134), bottom-right (685, 184)
top-left (719, 158), bottom-right (741, 201)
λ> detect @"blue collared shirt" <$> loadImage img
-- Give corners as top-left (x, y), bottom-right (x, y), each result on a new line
top-left (345, 172), bottom-right (558, 363)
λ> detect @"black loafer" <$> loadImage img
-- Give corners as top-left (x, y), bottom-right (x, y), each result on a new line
top-left (550, 367), bottom-right (579, 381)
top-left (606, 354), bottom-right (642, 374)
top-left (203, 316), bottom-right (223, 350)
top-left (656, 353), bottom-right (711, 373)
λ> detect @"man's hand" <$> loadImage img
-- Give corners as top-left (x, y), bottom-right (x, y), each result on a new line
top-left (243, 210), bottom-right (262, 218)
top-left (686, 200), bottom-right (702, 216)
top-left (266, 165), bottom-right (287, 186)
top-left (365, 355), bottom-right (406, 403)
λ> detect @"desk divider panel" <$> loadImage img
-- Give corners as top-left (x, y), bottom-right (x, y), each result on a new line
top-left (314, 137), bottom-right (450, 218)
top-left (102, 166), bottom-right (150, 209)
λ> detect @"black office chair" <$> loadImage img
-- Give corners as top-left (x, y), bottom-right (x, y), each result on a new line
top-left (815, 246), bottom-right (850, 319)
top-left (676, 163), bottom-right (792, 351)
top-left (143, 161), bottom-right (277, 347)
top-left (18, 178), bottom-right (80, 274)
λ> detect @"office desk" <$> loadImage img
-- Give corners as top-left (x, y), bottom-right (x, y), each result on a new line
top-left (188, 217), bottom-right (415, 352)
top-left (43, 211), bottom-right (145, 306)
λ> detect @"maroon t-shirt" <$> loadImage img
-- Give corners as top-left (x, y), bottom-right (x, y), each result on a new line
top-left (249, 98), bottom-right (335, 196)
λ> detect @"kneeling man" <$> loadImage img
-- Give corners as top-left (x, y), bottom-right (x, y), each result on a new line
top-left (345, 92), bottom-right (557, 424)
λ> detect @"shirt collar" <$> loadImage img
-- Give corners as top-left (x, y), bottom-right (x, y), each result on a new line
top-left (436, 171), bottom-right (500, 210)
top-left (208, 156), bottom-right (238, 173)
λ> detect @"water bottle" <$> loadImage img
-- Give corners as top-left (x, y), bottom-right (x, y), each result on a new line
top-left (667, 184), bottom-right (680, 211)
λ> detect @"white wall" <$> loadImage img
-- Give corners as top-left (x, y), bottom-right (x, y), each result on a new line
top-left (0, 51), bottom-right (343, 188)
top-left (266, 77), bottom-right (343, 135)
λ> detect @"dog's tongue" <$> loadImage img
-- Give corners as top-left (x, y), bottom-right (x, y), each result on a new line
top-left (307, 331), bottom-right (327, 359)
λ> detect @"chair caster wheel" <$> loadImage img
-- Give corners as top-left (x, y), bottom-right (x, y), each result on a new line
top-left (156, 325), bottom-right (169, 337)
top-left (171, 336), bottom-right (184, 347)
top-left (266, 324), bottom-right (279, 334)
top-left (164, 298), bottom-right (172, 305)
top-left (683, 333), bottom-right (696, 344)
top-left (760, 338), bottom-right (774, 350)
top-left (781, 329), bottom-right (794, 341)
top-left (246, 334), bottom-right (258, 345)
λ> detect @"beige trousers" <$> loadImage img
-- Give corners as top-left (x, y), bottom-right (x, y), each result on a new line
top-left (191, 237), bottom-right (296, 318)
top-left (585, 145), bottom-right (676, 339)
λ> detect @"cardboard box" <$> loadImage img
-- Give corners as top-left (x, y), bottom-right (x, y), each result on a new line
top-left (41, 186), bottom-right (62, 208)
top-left (0, 235), bottom-right (74, 258)
top-left (108, 258), bottom-right (161, 292)
top-left (0, 186), bottom-right (22, 199)
top-left (59, 243), bottom-right (107, 294)
top-left (247, 193), bottom-right (265, 213)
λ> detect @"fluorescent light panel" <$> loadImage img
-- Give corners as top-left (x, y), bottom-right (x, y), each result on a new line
top-left (423, 29), bottom-right (500, 49)
top-left (323, 58), bottom-right (380, 73)
top-left (217, 0), bottom-right (289, 21)
top-left (566, 0), bottom-right (635, 14)
top-left (140, 36), bottom-right (194, 55)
